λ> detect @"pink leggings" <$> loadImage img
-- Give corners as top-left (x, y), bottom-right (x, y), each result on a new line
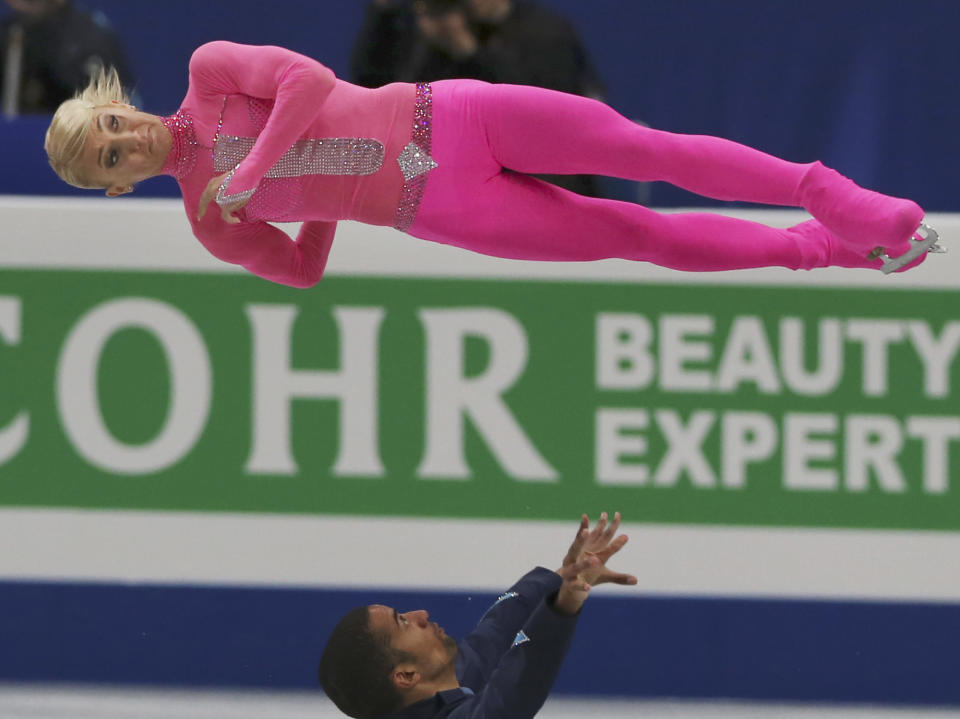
top-left (409, 80), bottom-right (924, 272)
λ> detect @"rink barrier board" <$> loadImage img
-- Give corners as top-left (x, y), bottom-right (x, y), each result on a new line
top-left (2, 199), bottom-right (959, 703)
top-left (1, 579), bottom-right (959, 705)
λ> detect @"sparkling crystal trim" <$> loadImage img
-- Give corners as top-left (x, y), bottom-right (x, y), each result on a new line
top-left (212, 96), bottom-right (385, 209)
top-left (397, 141), bottom-right (437, 181)
top-left (215, 167), bottom-right (256, 207)
top-left (213, 136), bottom-right (385, 178)
top-left (393, 83), bottom-right (436, 232)
top-left (159, 110), bottom-right (199, 179)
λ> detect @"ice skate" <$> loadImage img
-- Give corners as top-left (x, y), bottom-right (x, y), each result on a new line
top-left (869, 223), bottom-right (945, 275)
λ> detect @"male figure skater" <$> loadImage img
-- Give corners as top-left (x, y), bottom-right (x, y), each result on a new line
top-left (318, 512), bottom-right (636, 719)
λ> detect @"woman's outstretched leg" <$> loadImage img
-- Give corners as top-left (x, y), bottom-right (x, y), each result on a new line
top-left (479, 83), bottom-right (924, 256)
top-left (410, 169), bottom-right (906, 272)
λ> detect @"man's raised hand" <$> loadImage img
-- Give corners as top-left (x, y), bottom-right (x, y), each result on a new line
top-left (554, 512), bottom-right (637, 614)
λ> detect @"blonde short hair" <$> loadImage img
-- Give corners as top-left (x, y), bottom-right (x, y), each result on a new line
top-left (45, 66), bottom-right (129, 189)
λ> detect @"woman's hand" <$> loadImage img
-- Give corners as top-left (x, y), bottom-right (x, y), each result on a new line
top-left (554, 512), bottom-right (637, 615)
top-left (197, 171), bottom-right (248, 224)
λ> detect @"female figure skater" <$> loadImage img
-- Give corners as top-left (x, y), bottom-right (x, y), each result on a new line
top-left (44, 41), bottom-right (939, 289)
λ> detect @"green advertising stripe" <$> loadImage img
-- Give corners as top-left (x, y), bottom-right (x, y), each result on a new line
top-left (0, 270), bottom-right (958, 530)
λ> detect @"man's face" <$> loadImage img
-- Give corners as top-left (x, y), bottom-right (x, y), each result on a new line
top-left (368, 605), bottom-right (458, 682)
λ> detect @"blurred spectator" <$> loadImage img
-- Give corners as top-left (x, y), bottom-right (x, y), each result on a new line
top-left (351, 0), bottom-right (419, 90)
top-left (0, 0), bottom-right (134, 116)
top-left (353, 0), bottom-right (603, 95)
top-left (351, 0), bottom-right (610, 197)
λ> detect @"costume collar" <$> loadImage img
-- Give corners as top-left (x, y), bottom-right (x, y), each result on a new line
top-left (159, 110), bottom-right (199, 179)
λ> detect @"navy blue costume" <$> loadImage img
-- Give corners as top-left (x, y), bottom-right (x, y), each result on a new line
top-left (386, 567), bottom-right (579, 719)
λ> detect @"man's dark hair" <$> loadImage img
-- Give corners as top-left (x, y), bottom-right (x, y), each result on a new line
top-left (318, 606), bottom-right (412, 719)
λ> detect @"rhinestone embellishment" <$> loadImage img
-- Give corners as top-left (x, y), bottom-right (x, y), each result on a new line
top-left (159, 110), bottom-right (199, 179)
top-left (393, 83), bottom-right (436, 232)
top-left (397, 141), bottom-right (437, 181)
top-left (212, 93), bottom-right (386, 209)
top-left (214, 136), bottom-right (385, 178)
top-left (215, 167), bottom-right (256, 207)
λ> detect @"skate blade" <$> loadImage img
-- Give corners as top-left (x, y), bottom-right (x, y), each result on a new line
top-left (879, 223), bottom-right (944, 274)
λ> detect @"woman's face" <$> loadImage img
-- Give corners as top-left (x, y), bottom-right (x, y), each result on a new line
top-left (76, 105), bottom-right (171, 196)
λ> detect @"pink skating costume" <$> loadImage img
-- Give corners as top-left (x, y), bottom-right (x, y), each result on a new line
top-left (161, 41), bottom-right (926, 288)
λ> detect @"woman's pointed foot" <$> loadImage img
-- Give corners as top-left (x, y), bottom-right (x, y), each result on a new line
top-left (799, 161), bottom-right (925, 254)
top-left (789, 219), bottom-right (930, 273)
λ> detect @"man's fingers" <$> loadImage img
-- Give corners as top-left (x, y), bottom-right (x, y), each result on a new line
top-left (570, 511), bottom-right (628, 569)
top-left (561, 522), bottom-right (587, 567)
top-left (590, 568), bottom-right (637, 586)
top-left (570, 527), bottom-right (588, 555)
top-left (562, 529), bottom-right (586, 566)
top-left (588, 512), bottom-right (607, 543)
top-left (603, 511), bottom-right (622, 541)
top-left (570, 514), bottom-right (588, 544)
top-left (593, 533), bottom-right (629, 563)
top-left (574, 554), bottom-right (599, 573)
top-left (596, 511), bottom-right (608, 533)
top-left (595, 510), bottom-right (620, 546)
top-left (561, 553), bottom-right (597, 578)
top-left (609, 533), bottom-right (629, 553)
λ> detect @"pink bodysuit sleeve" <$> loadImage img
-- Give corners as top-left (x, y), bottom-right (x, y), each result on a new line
top-left (188, 41), bottom-right (337, 204)
top-left (195, 219), bottom-right (337, 288)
